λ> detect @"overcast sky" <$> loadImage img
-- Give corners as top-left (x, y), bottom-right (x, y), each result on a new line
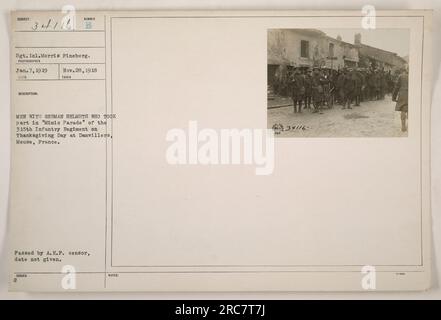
top-left (321, 29), bottom-right (409, 57)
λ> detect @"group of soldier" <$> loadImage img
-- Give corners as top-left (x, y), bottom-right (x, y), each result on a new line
top-left (280, 66), bottom-right (399, 114)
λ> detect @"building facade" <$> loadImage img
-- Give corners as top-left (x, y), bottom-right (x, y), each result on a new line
top-left (268, 29), bottom-right (407, 91)
top-left (268, 29), bottom-right (359, 69)
top-left (268, 29), bottom-right (359, 89)
top-left (356, 42), bottom-right (407, 72)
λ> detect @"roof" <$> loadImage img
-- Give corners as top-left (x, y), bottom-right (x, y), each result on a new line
top-left (325, 35), bottom-right (356, 48)
top-left (359, 44), bottom-right (406, 65)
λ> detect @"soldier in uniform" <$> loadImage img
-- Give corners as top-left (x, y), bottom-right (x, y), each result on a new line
top-left (290, 68), bottom-right (305, 113)
top-left (328, 69), bottom-right (338, 108)
top-left (336, 69), bottom-right (346, 106)
top-left (351, 68), bottom-right (362, 106)
top-left (342, 68), bottom-right (355, 109)
top-left (320, 69), bottom-right (331, 109)
top-left (311, 67), bottom-right (324, 112)
top-left (373, 70), bottom-right (381, 100)
top-left (379, 70), bottom-right (387, 100)
top-left (386, 70), bottom-right (394, 95)
top-left (358, 68), bottom-right (367, 103)
top-left (367, 69), bottom-right (376, 101)
top-left (303, 68), bottom-right (313, 110)
top-left (392, 67), bottom-right (409, 132)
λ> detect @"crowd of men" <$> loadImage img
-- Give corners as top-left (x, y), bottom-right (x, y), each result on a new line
top-left (275, 66), bottom-right (401, 114)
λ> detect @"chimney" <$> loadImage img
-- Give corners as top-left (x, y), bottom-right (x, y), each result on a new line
top-left (354, 33), bottom-right (362, 46)
top-left (336, 35), bottom-right (342, 41)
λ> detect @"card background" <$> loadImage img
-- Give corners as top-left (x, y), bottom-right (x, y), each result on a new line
top-left (110, 17), bottom-right (421, 268)
top-left (1, 0), bottom-right (440, 299)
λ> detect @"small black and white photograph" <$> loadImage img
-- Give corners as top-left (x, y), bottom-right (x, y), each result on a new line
top-left (267, 28), bottom-right (409, 137)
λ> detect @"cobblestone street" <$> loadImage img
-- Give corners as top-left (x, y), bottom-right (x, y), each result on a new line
top-left (268, 94), bottom-right (407, 137)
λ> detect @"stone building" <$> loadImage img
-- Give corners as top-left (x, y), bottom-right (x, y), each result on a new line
top-left (267, 29), bottom-right (359, 89)
top-left (267, 29), bottom-right (407, 95)
top-left (354, 33), bottom-right (407, 72)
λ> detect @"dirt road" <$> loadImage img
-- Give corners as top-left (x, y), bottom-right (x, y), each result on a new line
top-left (267, 95), bottom-right (407, 137)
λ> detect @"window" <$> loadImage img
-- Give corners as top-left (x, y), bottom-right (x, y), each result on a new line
top-left (300, 40), bottom-right (309, 58)
top-left (329, 43), bottom-right (335, 58)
